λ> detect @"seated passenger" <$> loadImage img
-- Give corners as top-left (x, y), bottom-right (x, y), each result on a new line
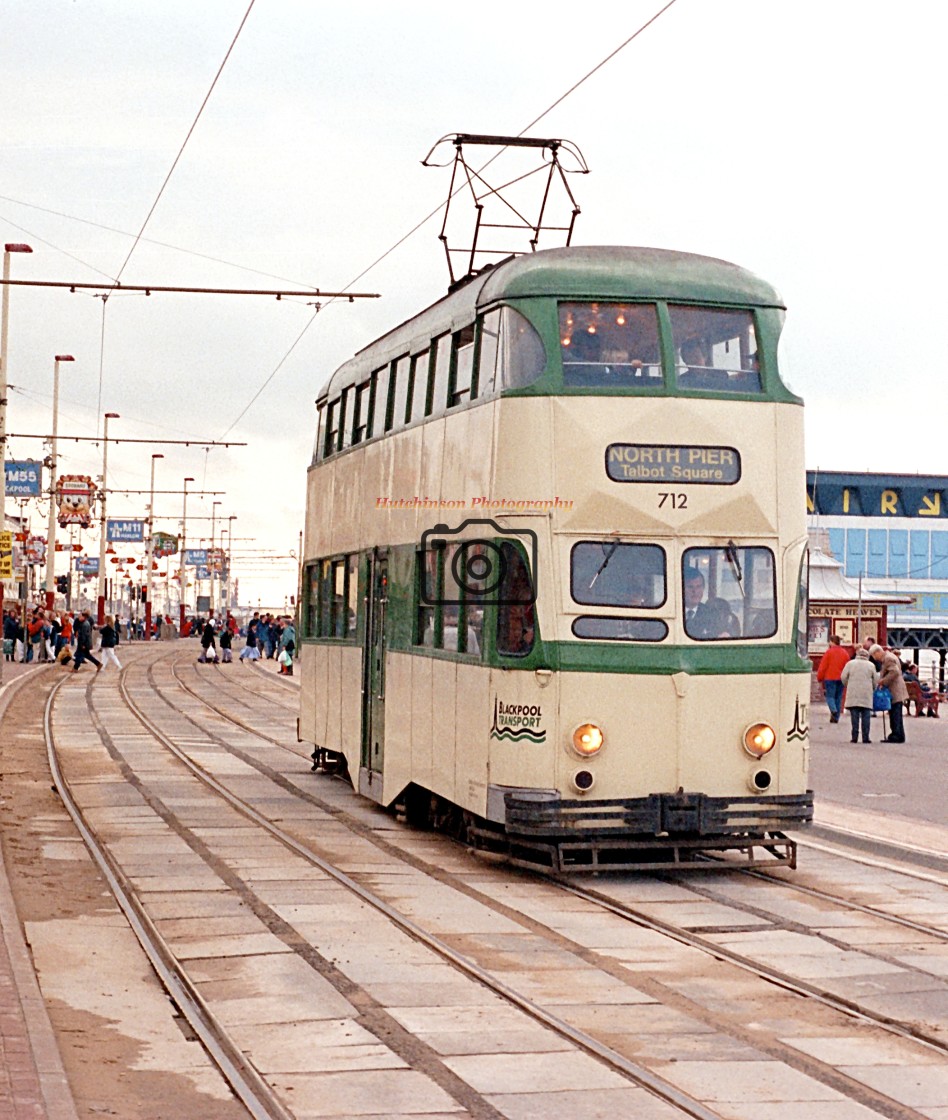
top-left (704, 596), bottom-right (741, 639)
top-left (677, 338), bottom-right (731, 390)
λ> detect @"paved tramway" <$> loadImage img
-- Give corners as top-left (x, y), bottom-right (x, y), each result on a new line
top-left (34, 644), bottom-right (948, 1119)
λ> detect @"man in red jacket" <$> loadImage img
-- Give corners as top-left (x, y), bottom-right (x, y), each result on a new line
top-left (817, 633), bottom-right (851, 724)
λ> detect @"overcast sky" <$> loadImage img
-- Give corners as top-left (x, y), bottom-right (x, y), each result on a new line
top-left (2, 1), bottom-right (944, 606)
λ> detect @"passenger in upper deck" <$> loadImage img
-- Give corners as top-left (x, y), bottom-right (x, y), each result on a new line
top-left (677, 338), bottom-right (731, 391)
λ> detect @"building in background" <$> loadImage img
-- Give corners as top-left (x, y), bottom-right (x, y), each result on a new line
top-left (807, 471), bottom-right (948, 675)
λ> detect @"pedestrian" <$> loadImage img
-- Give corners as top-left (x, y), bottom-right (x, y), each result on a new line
top-left (99, 614), bottom-right (123, 670)
top-left (219, 626), bottom-right (233, 664)
top-left (277, 617), bottom-right (296, 675)
top-left (871, 644), bottom-right (908, 743)
top-left (816, 633), bottom-right (850, 724)
top-left (3, 609), bottom-right (18, 661)
top-left (198, 616), bottom-right (219, 663)
top-left (840, 648), bottom-right (879, 743)
top-left (72, 610), bottom-right (102, 673)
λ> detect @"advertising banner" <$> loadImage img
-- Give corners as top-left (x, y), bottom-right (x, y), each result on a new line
top-left (26, 536), bottom-right (46, 564)
top-left (0, 531), bottom-right (12, 579)
top-left (152, 531), bottom-right (179, 558)
top-left (56, 475), bottom-right (97, 528)
top-left (107, 519), bottom-right (145, 542)
top-left (4, 460), bottom-right (42, 497)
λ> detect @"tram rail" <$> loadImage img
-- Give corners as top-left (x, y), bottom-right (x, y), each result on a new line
top-left (149, 651), bottom-right (948, 1087)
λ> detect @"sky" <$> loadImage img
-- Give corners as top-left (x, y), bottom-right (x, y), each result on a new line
top-left (1, 0), bottom-right (945, 609)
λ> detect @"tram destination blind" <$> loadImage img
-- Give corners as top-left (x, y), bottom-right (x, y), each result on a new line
top-left (606, 444), bottom-right (741, 484)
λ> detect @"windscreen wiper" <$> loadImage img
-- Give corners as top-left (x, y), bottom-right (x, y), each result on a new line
top-left (589, 540), bottom-right (619, 588)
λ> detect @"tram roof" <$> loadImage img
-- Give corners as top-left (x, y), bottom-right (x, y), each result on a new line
top-left (319, 245), bottom-right (783, 401)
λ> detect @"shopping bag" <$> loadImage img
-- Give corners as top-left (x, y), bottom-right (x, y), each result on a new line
top-left (873, 686), bottom-right (892, 712)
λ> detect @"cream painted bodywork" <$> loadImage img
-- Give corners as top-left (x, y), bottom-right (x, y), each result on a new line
top-left (301, 393), bottom-right (809, 818)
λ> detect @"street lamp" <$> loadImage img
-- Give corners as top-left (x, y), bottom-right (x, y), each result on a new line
top-left (96, 412), bottom-right (119, 624)
top-left (179, 477), bottom-right (195, 632)
top-left (144, 453), bottom-right (163, 639)
top-left (44, 355), bottom-right (75, 611)
top-left (0, 244), bottom-right (32, 660)
top-left (223, 514), bottom-right (236, 620)
top-left (210, 499), bottom-right (221, 617)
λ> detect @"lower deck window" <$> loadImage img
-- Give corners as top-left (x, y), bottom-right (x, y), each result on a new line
top-left (572, 617), bottom-right (668, 642)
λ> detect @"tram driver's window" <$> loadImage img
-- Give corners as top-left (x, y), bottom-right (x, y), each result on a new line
top-left (352, 381), bottom-right (370, 445)
top-left (570, 541), bottom-right (666, 608)
top-left (477, 309), bottom-right (501, 396)
top-left (670, 306), bottom-right (762, 393)
top-left (496, 542), bottom-right (536, 657)
top-left (560, 302), bottom-right (661, 387)
top-left (324, 400), bottom-right (340, 456)
top-left (682, 546), bottom-right (776, 640)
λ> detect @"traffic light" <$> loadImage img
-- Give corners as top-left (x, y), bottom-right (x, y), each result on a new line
top-left (56, 575), bottom-right (68, 594)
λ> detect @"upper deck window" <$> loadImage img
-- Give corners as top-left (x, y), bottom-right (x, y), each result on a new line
top-left (477, 307), bottom-right (545, 395)
top-left (559, 302), bottom-right (661, 388)
top-left (670, 306), bottom-right (762, 393)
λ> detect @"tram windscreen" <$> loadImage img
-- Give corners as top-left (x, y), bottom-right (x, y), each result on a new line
top-left (570, 542), bottom-right (666, 607)
top-left (682, 546), bottom-right (777, 640)
top-left (559, 302), bottom-right (662, 387)
top-left (670, 306), bottom-right (762, 393)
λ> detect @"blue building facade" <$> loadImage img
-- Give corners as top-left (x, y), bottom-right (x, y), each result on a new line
top-left (807, 471), bottom-right (948, 643)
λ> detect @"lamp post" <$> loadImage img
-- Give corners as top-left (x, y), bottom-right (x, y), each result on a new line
top-left (1, 243), bottom-right (32, 657)
top-left (96, 412), bottom-right (119, 625)
top-left (144, 452), bottom-right (163, 639)
top-left (44, 354), bottom-right (75, 611)
top-left (1, 244), bottom-right (32, 531)
top-left (224, 514), bottom-right (236, 622)
top-left (210, 499), bottom-right (221, 618)
top-left (179, 476), bottom-right (195, 633)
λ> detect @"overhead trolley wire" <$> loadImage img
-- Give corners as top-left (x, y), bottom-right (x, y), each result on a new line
top-left (110, 0), bottom-right (257, 289)
top-left (216, 0), bottom-right (681, 441)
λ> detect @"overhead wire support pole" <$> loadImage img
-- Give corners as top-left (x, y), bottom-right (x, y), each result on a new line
top-left (0, 280), bottom-right (380, 301)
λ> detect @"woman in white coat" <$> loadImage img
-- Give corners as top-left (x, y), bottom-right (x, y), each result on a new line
top-left (840, 648), bottom-right (879, 744)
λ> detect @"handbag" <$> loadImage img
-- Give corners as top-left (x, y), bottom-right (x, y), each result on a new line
top-left (873, 686), bottom-right (892, 712)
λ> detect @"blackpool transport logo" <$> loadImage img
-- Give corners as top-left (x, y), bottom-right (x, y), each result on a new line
top-left (489, 696), bottom-right (547, 744)
top-left (786, 697), bottom-right (809, 743)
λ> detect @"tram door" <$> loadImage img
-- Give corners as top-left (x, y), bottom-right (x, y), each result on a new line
top-left (360, 550), bottom-right (387, 791)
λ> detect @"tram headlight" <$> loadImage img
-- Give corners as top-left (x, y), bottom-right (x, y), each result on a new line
top-left (571, 723), bottom-right (604, 758)
top-left (743, 722), bottom-right (776, 759)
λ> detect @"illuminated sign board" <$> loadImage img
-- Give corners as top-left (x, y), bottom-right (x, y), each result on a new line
top-left (606, 444), bottom-right (741, 484)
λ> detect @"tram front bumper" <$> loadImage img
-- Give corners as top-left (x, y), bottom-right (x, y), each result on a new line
top-left (499, 787), bottom-right (814, 839)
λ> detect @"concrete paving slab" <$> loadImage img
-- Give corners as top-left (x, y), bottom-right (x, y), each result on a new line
top-left (230, 1018), bottom-right (406, 1074)
top-left (169, 933), bottom-right (293, 960)
top-left (262, 1069), bottom-right (464, 1116)
top-left (783, 1034), bottom-right (946, 1065)
top-left (487, 1086), bottom-right (685, 1120)
top-left (659, 1059), bottom-right (842, 1102)
top-left (839, 1064), bottom-right (948, 1107)
top-left (442, 1051), bottom-right (628, 1094)
top-left (713, 1103), bottom-right (892, 1120)
top-left (211, 990), bottom-right (358, 1025)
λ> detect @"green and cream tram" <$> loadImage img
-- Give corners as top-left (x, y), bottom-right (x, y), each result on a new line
top-left (300, 246), bottom-right (813, 871)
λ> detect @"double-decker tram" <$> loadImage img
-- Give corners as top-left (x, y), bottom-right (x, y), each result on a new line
top-left (300, 245), bottom-right (813, 871)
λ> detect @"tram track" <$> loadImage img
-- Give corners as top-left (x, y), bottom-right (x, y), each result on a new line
top-left (43, 648), bottom-right (728, 1120)
top-left (110, 649), bottom-right (948, 1118)
top-left (180, 655), bottom-right (948, 963)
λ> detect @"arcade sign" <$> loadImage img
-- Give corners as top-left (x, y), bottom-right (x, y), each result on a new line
top-left (57, 475), bottom-right (97, 528)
